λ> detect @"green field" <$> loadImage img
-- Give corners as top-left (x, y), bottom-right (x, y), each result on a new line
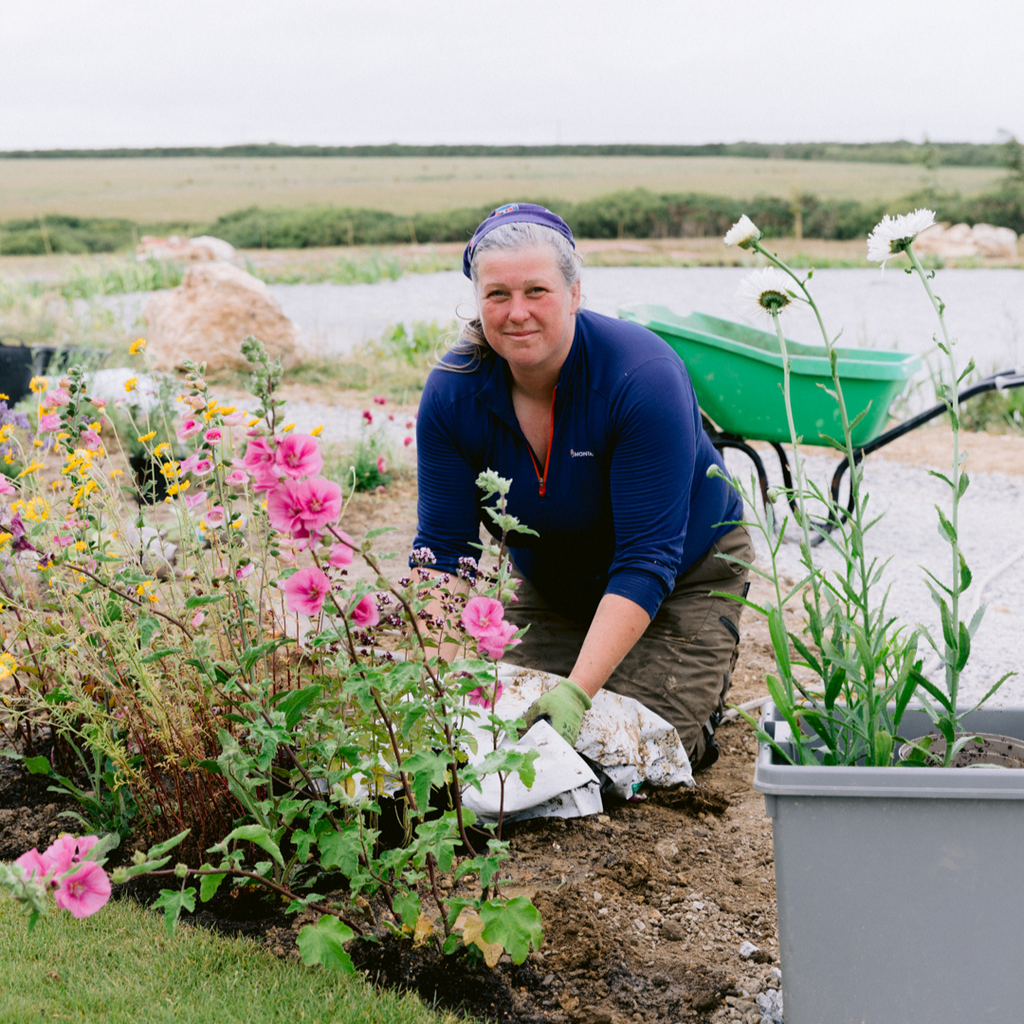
top-left (0, 155), bottom-right (1006, 223)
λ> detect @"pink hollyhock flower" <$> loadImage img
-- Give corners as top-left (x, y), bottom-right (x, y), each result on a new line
top-left (252, 468), bottom-right (281, 493)
top-left (297, 477), bottom-right (342, 532)
top-left (48, 388), bottom-right (71, 407)
top-left (283, 566), bottom-right (331, 616)
top-left (90, 397), bottom-right (107, 410)
top-left (275, 434), bottom-right (322, 479)
top-left (53, 534), bottom-right (75, 548)
top-left (388, 413), bottom-right (394, 421)
top-left (0, 477), bottom-right (16, 495)
top-left (42, 835), bottom-right (79, 875)
top-left (222, 410), bottom-right (246, 427)
top-left (403, 436), bottom-right (413, 447)
top-left (373, 395), bottom-right (386, 405)
top-left (191, 611), bottom-right (206, 628)
top-left (236, 562), bottom-right (254, 581)
top-left (54, 861), bottom-right (111, 919)
top-left (79, 429), bottom-right (102, 451)
top-left (177, 418), bottom-right (203, 441)
top-left (468, 680), bottom-right (505, 710)
top-left (376, 455), bottom-right (387, 475)
top-left (225, 469), bottom-right (248, 486)
top-left (39, 414), bottom-right (62, 432)
top-left (15, 847), bottom-right (52, 881)
top-left (204, 428), bottom-right (223, 445)
top-left (267, 480), bottom-right (307, 534)
top-left (350, 594), bottom-right (379, 628)
top-left (405, 420), bottom-right (414, 429)
top-left (193, 458), bottom-right (214, 476)
top-left (204, 505), bottom-right (226, 528)
top-left (362, 410), bottom-right (373, 425)
top-left (461, 596), bottom-right (506, 639)
top-left (477, 620), bottom-right (521, 660)
top-left (179, 452), bottom-right (201, 474)
top-left (185, 490), bottom-right (208, 510)
top-left (74, 836), bottom-right (99, 861)
top-left (328, 531), bottom-right (355, 567)
top-left (242, 436), bottom-right (277, 475)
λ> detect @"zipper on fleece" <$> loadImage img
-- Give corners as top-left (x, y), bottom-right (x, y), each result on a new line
top-left (525, 385), bottom-right (557, 497)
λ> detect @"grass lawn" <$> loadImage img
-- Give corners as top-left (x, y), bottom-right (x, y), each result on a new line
top-left (0, 895), bottom-right (463, 1024)
top-left (0, 154), bottom-right (1006, 222)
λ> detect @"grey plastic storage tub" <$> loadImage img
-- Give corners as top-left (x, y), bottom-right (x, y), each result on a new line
top-left (754, 703), bottom-right (1024, 1024)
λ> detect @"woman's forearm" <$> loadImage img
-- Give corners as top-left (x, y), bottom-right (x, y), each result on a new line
top-left (568, 593), bottom-right (651, 699)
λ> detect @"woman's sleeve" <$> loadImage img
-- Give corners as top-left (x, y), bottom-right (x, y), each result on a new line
top-left (603, 356), bottom-right (699, 619)
top-left (411, 379), bottom-right (484, 573)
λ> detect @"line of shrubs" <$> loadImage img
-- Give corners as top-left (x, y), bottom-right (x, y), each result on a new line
top-left (1, 185), bottom-right (1021, 256)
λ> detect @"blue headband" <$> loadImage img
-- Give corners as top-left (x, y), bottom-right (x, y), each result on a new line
top-left (462, 203), bottom-right (575, 278)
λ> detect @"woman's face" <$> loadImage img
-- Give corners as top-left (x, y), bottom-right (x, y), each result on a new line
top-left (474, 245), bottom-right (580, 382)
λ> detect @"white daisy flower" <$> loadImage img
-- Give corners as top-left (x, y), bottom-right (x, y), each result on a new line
top-left (724, 214), bottom-right (762, 249)
top-left (866, 208), bottom-right (936, 268)
top-left (738, 267), bottom-right (794, 322)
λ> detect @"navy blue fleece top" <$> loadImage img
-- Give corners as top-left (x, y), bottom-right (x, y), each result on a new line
top-left (413, 309), bottom-right (743, 622)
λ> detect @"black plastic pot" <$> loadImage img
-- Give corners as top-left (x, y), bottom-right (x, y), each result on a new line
top-left (0, 336), bottom-right (34, 405)
top-left (129, 453), bottom-right (170, 505)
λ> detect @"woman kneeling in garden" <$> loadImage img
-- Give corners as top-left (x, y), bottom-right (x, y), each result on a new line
top-left (414, 204), bottom-right (752, 771)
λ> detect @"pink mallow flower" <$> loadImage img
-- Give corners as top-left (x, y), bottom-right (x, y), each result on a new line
top-left (362, 410), bottom-right (373, 425)
top-left (275, 433), bottom-right (322, 479)
top-left (468, 680), bottom-right (505, 710)
top-left (283, 566), bottom-right (332, 616)
top-left (43, 835), bottom-right (79, 876)
top-left (48, 388), bottom-right (71, 407)
top-left (191, 611), bottom-right (206, 628)
top-left (222, 410), bottom-right (247, 427)
top-left (373, 395), bottom-right (386, 405)
top-left (328, 531), bottom-right (355, 567)
top-left (477, 620), bottom-right (521, 661)
top-left (54, 861), bottom-right (111, 919)
top-left (177, 418), bottom-right (203, 441)
top-left (461, 596), bottom-right (506, 639)
top-left (297, 477), bottom-right (342, 532)
top-left (192, 458), bottom-right (214, 476)
top-left (242, 436), bottom-right (277, 476)
top-left (376, 455), bottom-right (387, 475)
top-left (236, 562), bottom-right (254, 581)
top-left (39, 414), bottom-right (62, 432)
top-left (15, 847), bottom-right (53, 882)
top-left (403, 436), bottom-right (413, 447)
top-left (225, 469), bottom-right (248, 486)
top-left (203, 505), bottom-right (226, 529)
top-left (350, 594), bottom-right (379, 628)
top-left (185, 490), bottom-right (208, 511)
top-left (203, 428), bottom-right (223, 445)
top-left (267, 480), bottom-right (307, 534)
top-left (0, 477), bottom-right (16, 496)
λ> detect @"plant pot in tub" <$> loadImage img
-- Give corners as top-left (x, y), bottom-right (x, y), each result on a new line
top-left (754, 701), bottom-right (1024, 1024)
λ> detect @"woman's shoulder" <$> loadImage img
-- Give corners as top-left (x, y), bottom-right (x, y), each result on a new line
top-left (577, 309), bottom-right (686, 381)
top-left (422, 346), bottom-right (494, 405)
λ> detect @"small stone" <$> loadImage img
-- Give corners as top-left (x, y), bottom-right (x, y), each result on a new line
top-left (633, 918), bottom-right (646, 932)
top-left (738, 941), bottom-right (759, 959)
top-left (690, 900), bottom-right (705, 911)
top-left (542, 974), bottom-right (556, 987)
top-left (654, 838), bottom-right (680, 864)
top-left (661, 920), bottom-right (686, 942)
top-left (598, 907), bottom-right (609, 916)
top-left (769, 967), bottom-right (782, 985)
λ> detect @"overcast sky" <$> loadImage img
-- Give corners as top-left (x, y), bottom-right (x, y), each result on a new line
top-left (3, 0), bottom-right (1021, 150)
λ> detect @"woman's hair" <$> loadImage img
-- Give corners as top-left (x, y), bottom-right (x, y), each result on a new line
top-left (446, 222), bottom-right (584, 368)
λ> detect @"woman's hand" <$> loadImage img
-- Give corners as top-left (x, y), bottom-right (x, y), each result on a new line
top-left (520, 679), bottom-right (592, 745)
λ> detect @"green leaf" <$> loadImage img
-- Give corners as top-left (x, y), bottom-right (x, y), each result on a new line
top-left (138, 615), bottom-right (160, 648)
top-left (480, 896), bottom-right (543, 965)
top-left (141, 646), bottom-right (183, 664)
top-left (238, 638), bottom-right (294, 675)
top-left (767, 607), bottom-right (791, 678)
top-left (934, 506), bottom-right (957, 545)
top-left (270, 684), bottom-right (321, 730)
top-left (959, 552), bottom-right (972, 593)
top-left (199, 871), bottom-right (227, 903)
top-left (152, 887), bottom-right (196, 937)
top-left (392, 891), bottom-right (421, 929)
top-left (147, 829), bottom-right (191, 860)
top-left (402, 749), bottom-right (449, 812)
top-left (317, 829), bottom-right (362, 877)
top-left (183, 594), bottom-right (228, 608)
top-left (222, 824), bottom-right (285, 867)
top-left (296, 916), bottom-right (355, 973)
top-left (23, 755), bottom-right (51, 776)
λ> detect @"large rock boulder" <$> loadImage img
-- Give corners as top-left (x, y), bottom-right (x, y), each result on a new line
top-left (143, 263), bottom-right (298, 372)
top-left (914, 222), bottom-right (1019, 260)
top-left (137, 234), bottom-right (236, 261)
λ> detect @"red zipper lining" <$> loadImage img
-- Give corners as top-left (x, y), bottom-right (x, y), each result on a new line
top-left (526, 385), bottom-right (557, 497)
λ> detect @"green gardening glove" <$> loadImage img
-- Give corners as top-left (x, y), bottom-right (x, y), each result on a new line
top-left (520, 680), bottom-right (592, 746)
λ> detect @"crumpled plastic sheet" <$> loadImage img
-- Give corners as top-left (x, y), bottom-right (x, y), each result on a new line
top-left (460, 664), bottom-right (693, 823)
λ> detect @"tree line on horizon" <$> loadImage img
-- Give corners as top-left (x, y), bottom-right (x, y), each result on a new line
top-left (0, 140), bottom-right (1017, 168)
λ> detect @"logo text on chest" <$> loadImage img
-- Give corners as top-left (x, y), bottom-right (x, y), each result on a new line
top-left (569, 449), bottom-right (595, 458)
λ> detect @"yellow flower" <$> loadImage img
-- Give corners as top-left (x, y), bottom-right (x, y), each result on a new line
top-left (218, 405), bottom-right (237, 415)
top-left (230, 519), bottom-right (242, 530)
top-left (154, 442), bottom-right (170, 458)
top-left (56, 432), bottom-right (70, 440)
top-left (137, 430), bottom-right (157, 443)
top-left (160, 461), bottom-right (180, 478)
top-left (124, 377), bottom-right (138, 393)
top-left (0, 425), bottom-right (12, 442)
top-left (310, 425), bottom-right (324, 437)
top-left (17, 460), bottom-right (44, 478)
top-left (110, 468), bottom-right (123, 478)
top-left (0, 652), bottom-right (16, 679)
top-left (32, 439), bottom-right (44, 448)
top-left (0, 393), bottom-right (8, 400)
top-left (281, 423), bottom-right (295, 433)
top-left (74, 541), bottom-right (87, 552)
top-left (136, 580), bottom-right (155, 598)
top-left (88, 421), bottom-right (101, 433)
top-left (248, 418), bottom-right (260, 428)
top-left (29, 377), bottom-right (47, 394)
top-left (4, 454), bottom-right (14, 464)
top-left (166, 479), bottom-right (191, 495)
top-left (0, 533), bottom-right (12, 547)
top-left (129, 338), bottom-right (146, 355)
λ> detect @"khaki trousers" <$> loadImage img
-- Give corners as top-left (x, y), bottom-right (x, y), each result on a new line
top-left (502, 524), bottom-right (754, 762)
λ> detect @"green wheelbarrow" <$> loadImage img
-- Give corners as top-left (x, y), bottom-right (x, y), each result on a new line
top-left (618, 304), bottom-right (1024, 538)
